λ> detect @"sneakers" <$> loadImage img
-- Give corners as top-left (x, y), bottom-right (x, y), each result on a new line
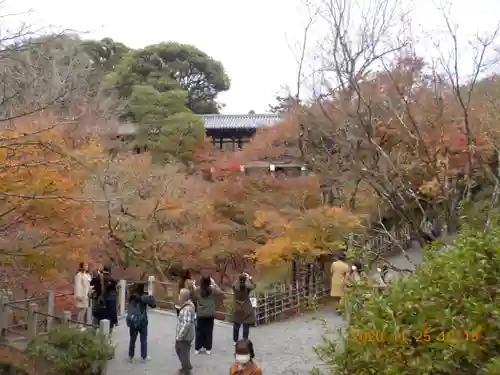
top-left (128, 356), bottom-right (151, 363)
top-left (194, 348), bottom-right (210, 355)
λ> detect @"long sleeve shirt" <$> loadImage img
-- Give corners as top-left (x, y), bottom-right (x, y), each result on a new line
top-left (175, 301), bottom-right (195, 341)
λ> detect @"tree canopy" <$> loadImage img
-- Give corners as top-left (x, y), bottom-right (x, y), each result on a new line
top-left (0, 27), bottom-right (231, 291)
top-left (100, 41), bottom-right (229, 162)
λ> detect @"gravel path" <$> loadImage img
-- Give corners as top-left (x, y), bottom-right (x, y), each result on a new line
top-left (107, 247), bottom-right (424, 375)
top-left (107, 308), bottom-right (344, 375)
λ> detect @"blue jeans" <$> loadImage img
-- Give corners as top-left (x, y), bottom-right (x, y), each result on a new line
top-left (128, 325), bottom-right (148, 359)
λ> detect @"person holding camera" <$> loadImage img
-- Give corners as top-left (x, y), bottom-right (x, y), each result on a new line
top-left (126, 282), bottom-right (156, 363)
top-left (192, 275), bottom-right (222, 354)
top-left (232, 272), bottom-right (256, 344)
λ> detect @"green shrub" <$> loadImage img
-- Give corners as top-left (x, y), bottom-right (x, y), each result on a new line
top-left (26, 327), bottom-right (114, 375)
top-left (0, 361), bottom-right (29, 375)
top-left (313, 223), bottom-right (500, 375)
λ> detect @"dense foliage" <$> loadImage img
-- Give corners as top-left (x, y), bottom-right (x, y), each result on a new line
top-left (0, 362), bottom-right (29, 375)
top-left (27, 327), bottom-right (114, 375)
top-left (0, 29), bottom-right (231, 291)
top-left (313, 221), bottom-right (500, 374)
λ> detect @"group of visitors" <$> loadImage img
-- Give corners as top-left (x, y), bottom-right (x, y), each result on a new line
top-left (74, 262), bottom-right (119, 333)
top-left (75, 263), bottom-right (263, 375)
top-left (172, 270), bottom-right (261, 374)
top-left (329, 252), bottom-right (389, 313)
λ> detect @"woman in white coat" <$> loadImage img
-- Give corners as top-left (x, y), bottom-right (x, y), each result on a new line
top-left (74, 262), bottom-right (92, 326)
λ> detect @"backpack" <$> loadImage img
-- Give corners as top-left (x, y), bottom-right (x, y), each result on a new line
top-left (126, 299), bottom-right (146, 330)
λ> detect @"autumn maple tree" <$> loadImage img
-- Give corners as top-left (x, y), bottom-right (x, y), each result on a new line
top-left (0, 110), bottom-right (104, 292)
top-left (84, 153), bottom-right (214, 279)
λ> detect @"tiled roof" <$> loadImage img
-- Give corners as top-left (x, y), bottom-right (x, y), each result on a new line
top-left (115, 114), bottom-right (284, 135)
top-left (201, 114), bottom-right (283, 129)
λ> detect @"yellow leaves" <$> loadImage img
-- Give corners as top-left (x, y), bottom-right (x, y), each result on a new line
top-left (254, 206), bottom-right (362, 265)
top-left (419, 178), bottom-right (441, 197)
top-left (253, 210), bottom-right (287, 229)
top-left (159, 198), bottom-right (181, 210)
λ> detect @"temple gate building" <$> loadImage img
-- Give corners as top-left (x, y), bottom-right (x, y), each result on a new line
top-left (202, 113), bottom-right (283, 151)
top-left (114, 113), bottom-right (284, 152)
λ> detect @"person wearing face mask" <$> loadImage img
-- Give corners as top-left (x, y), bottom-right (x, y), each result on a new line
top-left (229, 339), bottom-right (262, 375)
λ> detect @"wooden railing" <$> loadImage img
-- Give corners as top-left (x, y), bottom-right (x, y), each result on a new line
top-left (0, 284), bottom-right (126, 345)
top-left (151, 274), bottom-right (331, 326)
top-left (0, 266), bottom-right (404, 341)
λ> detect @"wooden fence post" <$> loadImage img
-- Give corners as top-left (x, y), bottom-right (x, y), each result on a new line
top-left (118, 280), bottom-right (127, 317)
top-left (147, 276), bottom-right (155, 296)
top-left (0, 294), bottom-right (9, 339)
top-left (253, 292), bottom-right (259, 327)
top-left (296, 281), bottom-right (301, 314)
top-left (86, 299), bottom-right (93, 325)
top-left (62, 311), bottom-right (72, 327)
top-left (264, 291), bottom-right (269, 324)
top-left (99, 319), bottom-right (110, 375)
top-left (46, 289), bottom-right (55, 332)
top-left (99, 318), bottom-right (110, 339)
top-left (27, 302), bottom-right (39, 339)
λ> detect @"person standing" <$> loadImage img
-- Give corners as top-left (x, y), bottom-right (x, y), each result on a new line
top-left (175, 288), bottom-right (195, 375)
top-left (127, 282), bottom-right (156, 363)
top-left (350, 261), bottom-right (366, 283)
top-left (74, 262), bottom-right (91, 327)
top-left (91, 264), bottom-right (118, 335)
top-left (193, 275), bottom-right (222, 355)
top-left (330, 252), bottom-right (350, 314)
top-left (232, 272), bottom-right (256, 344)
top-left (176, 270), bottom-right (195, 316)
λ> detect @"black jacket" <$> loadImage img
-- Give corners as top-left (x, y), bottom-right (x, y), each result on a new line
top-left (129, 293), bottom-right (157, 326)
top-left (91, 272), bottom-right (119, 324)
top-left (90, 272), bottom-right (117, 297)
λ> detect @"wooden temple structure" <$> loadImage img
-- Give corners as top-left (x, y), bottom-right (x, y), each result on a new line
top-left (201, 113), bottom-right (283, 151)
top-left (112, 113), bottom-right (308, 176)
top-left (113, 113), bottom-right (284, 152)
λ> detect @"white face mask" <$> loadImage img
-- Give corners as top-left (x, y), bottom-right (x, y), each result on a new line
top-left (235, 354), bottom-right (251, 365)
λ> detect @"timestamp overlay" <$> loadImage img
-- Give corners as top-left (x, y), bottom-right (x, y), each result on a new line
top-left (345, 327), bottom-right (481, 345)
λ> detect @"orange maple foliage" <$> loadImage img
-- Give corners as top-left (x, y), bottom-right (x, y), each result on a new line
top-left (84, 153), bottom-right (213, 279)
top-left (253, 205), bottom-right (361, 265)
top-left (0, 110), bottom-right (103, 294)
top-left (241, 56), bottom-right (500, 240)
top-left (193, 170), bottom-right (362, 267)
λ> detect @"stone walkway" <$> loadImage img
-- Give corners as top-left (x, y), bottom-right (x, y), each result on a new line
top-left (107, 308), bottom-right (344, 375)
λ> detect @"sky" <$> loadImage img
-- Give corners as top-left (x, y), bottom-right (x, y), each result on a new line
top-left (3, 0), bottom-right (500, 114)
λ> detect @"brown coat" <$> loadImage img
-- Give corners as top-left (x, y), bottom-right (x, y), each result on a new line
top-left (232, 278), bottom-right (256, 325)
top-left (229, 362), bottom-right (262, 375)
top-left (330, 260), bottom-right (350, 297)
